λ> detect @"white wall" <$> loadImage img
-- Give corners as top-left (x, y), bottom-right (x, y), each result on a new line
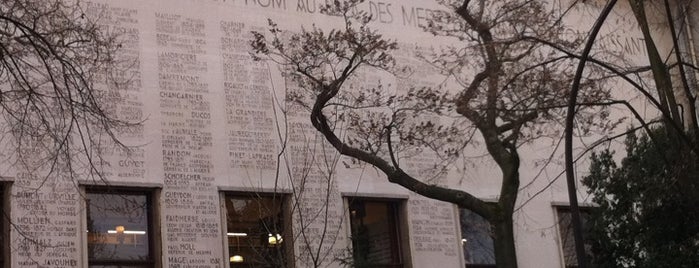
top-left (3, 0), bottom-right (674, 267)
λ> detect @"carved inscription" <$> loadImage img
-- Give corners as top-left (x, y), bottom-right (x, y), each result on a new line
top-left (87, 1), bottom-right (146, 181)
top-left (156, 12), bottom-right (222, 268)
top-left (12, 179), bottom-right (80, 267)
top-left (286, 79), bottom-right (347, 266)
top-left (395, 44), bottom-right (459, 262)
top-left (220, 21), bottom-right (277, 171)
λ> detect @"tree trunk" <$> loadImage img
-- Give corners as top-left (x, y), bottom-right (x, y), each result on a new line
top-left (492, 210), bottom-right (518, 268)
top-left (490, 150), bottom-right (520, 268)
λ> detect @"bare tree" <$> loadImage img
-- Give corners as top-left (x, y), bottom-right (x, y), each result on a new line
top-left (564, 0), bottom-right (699, 267)
top-left (224, 61), bottom-right (350, 267)
top-left (0, 0), bottom-right (131, 184)
top-left (251, 0), bottom-right (614, 267)
top-left (0, 1), bottom-right (138, 264)
top-left (280, 93), bottom-right (349, 268)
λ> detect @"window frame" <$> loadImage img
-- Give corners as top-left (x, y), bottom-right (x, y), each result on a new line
top-left (84, 186), bottom-right (158, 268)
top-left (346, 197), bottom-right (407, 268)
top-left (0, 183), bottom-right (9, 268)
top-left (221, 191), bottom-right (292, 268)
top-left (458, 207), bottom-right (496, 268)
top-left (554, 205), bottom-right (594, 268)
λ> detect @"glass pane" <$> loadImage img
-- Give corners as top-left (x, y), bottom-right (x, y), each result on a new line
top-left (0, 187), bottom-right (3, 264)
top-left (460, 209), bottom-right (495, 265)
top-left (557, 207), bottom-right (593, 268)
top-left (86, 192), bottom-right (150, 262)
top-left (348, 199), bottom-right (402, 266)
top-left (226, 194), bottom-right (286, 268)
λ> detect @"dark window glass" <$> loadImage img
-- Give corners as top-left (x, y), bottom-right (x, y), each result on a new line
top-left (86, 190), bottom-right (153, 268)
top-left (348, 198), bottom-right (403, 268)
top-left (0, 185), bottom-right (4, 266)
top-left (556, 207), bottom-right (593, 268)
top-left (459, 208), bottom-right (495, 267)
top-left (225, 193), bottom-right (287, 268)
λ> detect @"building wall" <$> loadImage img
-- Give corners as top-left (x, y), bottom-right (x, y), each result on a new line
top-left (1, 0), bottom-right (675, 267)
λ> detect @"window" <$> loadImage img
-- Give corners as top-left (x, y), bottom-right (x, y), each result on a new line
top-left (0, 184), bottom-right (6, 267)
top-left (224, 193), bottom-right (288, 268)
top-left (556, 206), bottom-right (593, 268)
top-left (459, 208), bottom-right (495, 268)
top-left (347, 198), bottom-right (404, 268)
top-left (86, 188), bottom-right (155, 268)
